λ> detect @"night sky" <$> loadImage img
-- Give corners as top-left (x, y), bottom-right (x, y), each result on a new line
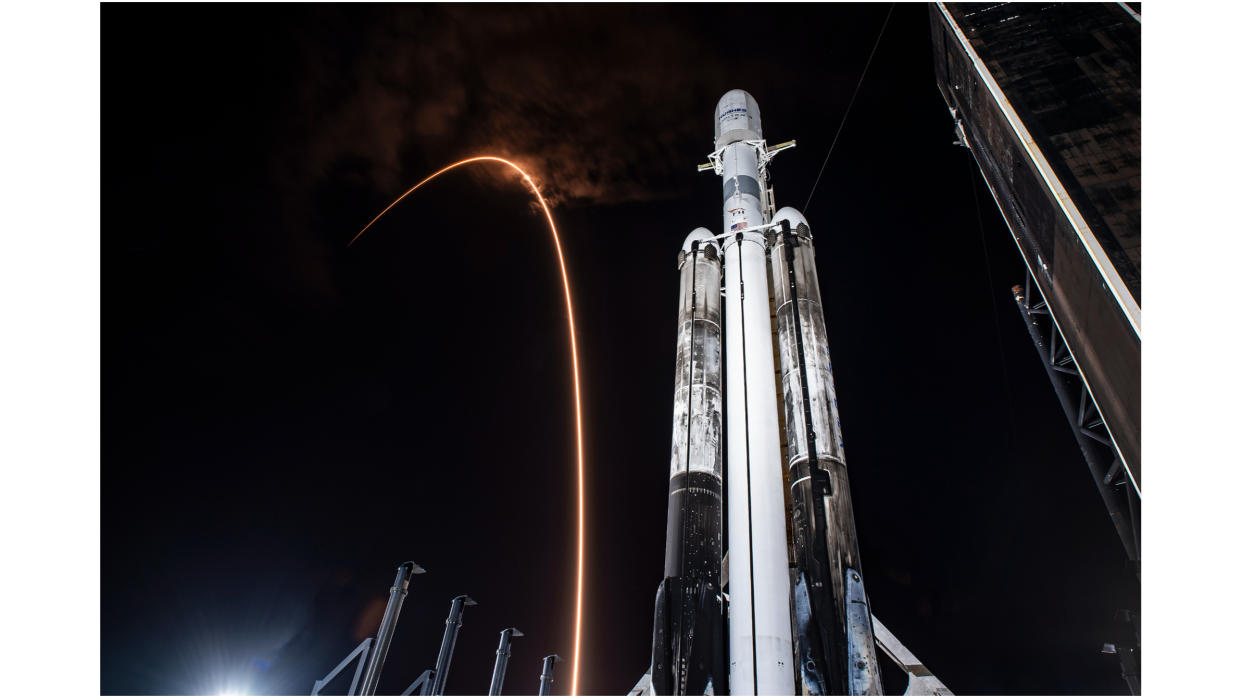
top-left (103, 3), bottom-right (1140, 695)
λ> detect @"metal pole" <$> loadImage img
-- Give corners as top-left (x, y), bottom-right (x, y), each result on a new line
top-left (538, 654), bottom-right (563, 696)
top-left (488, 627), bottom-right (524, 696)
top-left (430, 595), bottom-right (476, 695)
top-left (310, 637), bottom-right (373, 696)
top-left (358, 561), bottom-right (425, 696)
top-left (1011, 284), bottom-right (1139, 565)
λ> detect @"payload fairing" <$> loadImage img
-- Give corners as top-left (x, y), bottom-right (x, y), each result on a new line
top-left (648, 90), bottom-right (884, 696)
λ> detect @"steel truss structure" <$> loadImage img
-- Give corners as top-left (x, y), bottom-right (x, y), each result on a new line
top-left (1011, 272), bottom-right (1140, 575)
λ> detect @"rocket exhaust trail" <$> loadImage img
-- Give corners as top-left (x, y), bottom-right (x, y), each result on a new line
top-left (349, 156), bottom-right (586, 696)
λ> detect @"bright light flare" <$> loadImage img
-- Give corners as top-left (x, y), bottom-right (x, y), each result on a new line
top-left (350, 156), bottom-right (586, 695)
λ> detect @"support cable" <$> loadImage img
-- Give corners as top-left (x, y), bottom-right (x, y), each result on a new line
top-left (804, 3), bottom-right (896, 213)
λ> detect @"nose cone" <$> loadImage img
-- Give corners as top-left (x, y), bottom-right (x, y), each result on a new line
top-left (714, 89), bottom-right (763, 149)
top-left (682, 227), bottom-right (718, 256)
top-left (772, 207), bottom-right (810, 235)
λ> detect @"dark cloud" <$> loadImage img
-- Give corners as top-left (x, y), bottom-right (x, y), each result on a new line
top-left (276, 5), bottom-right (730, 208)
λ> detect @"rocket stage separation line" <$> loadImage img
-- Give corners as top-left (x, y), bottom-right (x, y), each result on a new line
top-left (349, 156), bottom-right (586, 696)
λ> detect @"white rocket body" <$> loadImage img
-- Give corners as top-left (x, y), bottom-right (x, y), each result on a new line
top-left (716, 89), bottom-right (796, 696)
top-left (647, 88), bottom-right (898, 697)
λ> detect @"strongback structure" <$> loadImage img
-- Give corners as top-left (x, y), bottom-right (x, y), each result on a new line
top-left (645, 90), bottom-right (949, 696)
top-left (930, 4), bottom-right (1141, 691)
top-left (929, 2), bottom-right (1141, 574)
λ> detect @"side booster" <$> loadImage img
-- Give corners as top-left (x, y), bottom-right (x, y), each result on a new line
top-left (770, 209), bottom-right (881, 695)
top-left (652, 229), bottom-right (726, 696)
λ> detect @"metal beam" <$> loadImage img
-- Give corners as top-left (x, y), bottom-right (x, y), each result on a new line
top-left (358, 561), bottom-right (425, 695)
top-left (311, 637), bottom-right (373, 696)
top-left (870, 616), bottom-right (952, 696)
top-left (1012, 280), bottom-right (1140, 572)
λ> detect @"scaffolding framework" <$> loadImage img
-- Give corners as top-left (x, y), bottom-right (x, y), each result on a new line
top-left (1012, 273), bottom-right (1140, 574)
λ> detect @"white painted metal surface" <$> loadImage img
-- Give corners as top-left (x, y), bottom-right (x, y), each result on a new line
top-left (628, 667), bottom-right (653, 696)
top-left (871, 615), bottom-right (953, 696)
top-left (716, 89), bottom-right (795, 696)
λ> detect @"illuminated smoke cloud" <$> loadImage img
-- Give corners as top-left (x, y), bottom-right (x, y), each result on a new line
top-left (279, 5), bottom-right (729, 207)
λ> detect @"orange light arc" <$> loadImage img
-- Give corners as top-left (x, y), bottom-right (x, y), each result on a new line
top-left (349, 156), bottom-right (585, 696)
